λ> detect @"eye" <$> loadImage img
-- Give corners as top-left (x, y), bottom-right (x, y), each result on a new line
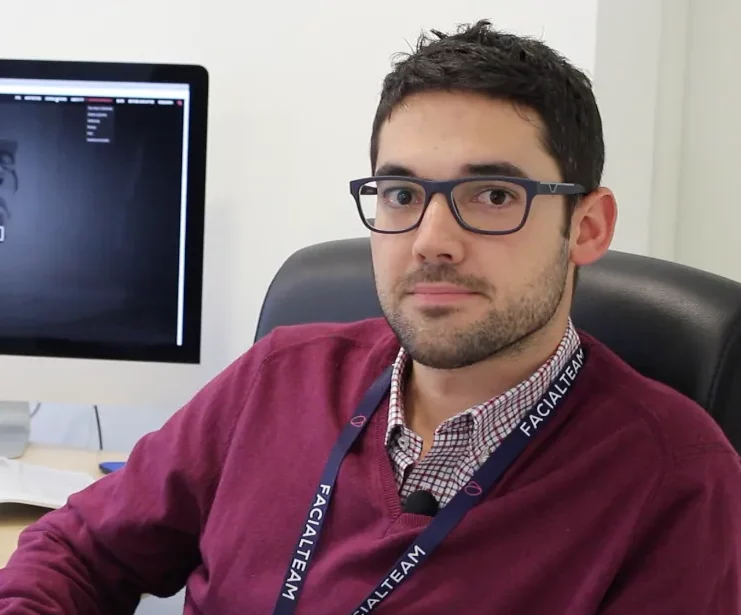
top-left (376, 183), bottom-right (424, 208)
top-left (484, 189), bottom-right (510, 206)
top-left (384, 187), bottom-right (416, 206)
top-left (472, 188), bottom-right (517, 207)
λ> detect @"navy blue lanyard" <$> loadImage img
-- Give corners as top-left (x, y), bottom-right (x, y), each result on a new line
top-left (272, 344), bottom-right (586, 615)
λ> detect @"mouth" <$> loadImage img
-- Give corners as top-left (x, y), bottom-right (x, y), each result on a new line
top-left (407, 284), bottom-right (480, 305)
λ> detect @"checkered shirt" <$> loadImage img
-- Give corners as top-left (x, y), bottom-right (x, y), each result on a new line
top-left (385, 320), bottom-right (580, 508)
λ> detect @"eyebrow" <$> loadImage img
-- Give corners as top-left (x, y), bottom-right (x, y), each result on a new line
top-left (374, 161), bottom-right (531, 180)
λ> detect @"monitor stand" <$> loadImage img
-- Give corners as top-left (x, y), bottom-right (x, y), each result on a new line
top-left (0, 401), bottom-right (30, 458)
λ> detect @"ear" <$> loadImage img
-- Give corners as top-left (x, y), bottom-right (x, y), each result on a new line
top-left (569, 187), bottom-right (617, 266)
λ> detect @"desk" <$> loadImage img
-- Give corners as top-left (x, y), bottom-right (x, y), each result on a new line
top-left (0, 443), bottom-right (128, 568)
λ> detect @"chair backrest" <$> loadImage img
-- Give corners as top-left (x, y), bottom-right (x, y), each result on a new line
top-left (256, 238), bottom-right (741, 452)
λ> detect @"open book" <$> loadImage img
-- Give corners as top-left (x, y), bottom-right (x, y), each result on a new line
top-left (0, 457), bottom-right (95, 510)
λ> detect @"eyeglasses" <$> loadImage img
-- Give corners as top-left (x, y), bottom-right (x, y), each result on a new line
top-left (349, 175), bottom-right (586, 235)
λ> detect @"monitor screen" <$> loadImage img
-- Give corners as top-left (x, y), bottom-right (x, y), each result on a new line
top-left (0, 61), bottom-right (208, 364)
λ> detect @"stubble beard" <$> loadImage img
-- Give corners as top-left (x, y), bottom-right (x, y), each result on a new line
top-left (380, 241), bottom-right (570, 370)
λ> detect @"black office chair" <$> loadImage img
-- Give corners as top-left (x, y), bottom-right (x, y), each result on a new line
top-left (255, 238), bottom-right (741, 452)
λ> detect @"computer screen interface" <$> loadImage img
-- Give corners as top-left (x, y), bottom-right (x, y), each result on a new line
top-left (0, 77), bottom-right (198, 362)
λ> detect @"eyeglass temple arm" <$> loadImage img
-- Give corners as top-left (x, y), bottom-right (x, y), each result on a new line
top-left (537, 182), bottom-right (586, 196)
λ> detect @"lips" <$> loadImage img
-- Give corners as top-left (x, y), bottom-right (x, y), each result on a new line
top-left (405, 284), bottom-right (480, 306)
top-left (410, 284), bottom-right (476, 295)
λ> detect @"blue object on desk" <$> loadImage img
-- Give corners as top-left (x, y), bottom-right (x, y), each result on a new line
top-left (99, 461), bottom-right (126, 474)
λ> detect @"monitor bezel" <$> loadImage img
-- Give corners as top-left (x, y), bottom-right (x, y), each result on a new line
top-left (0, 59), bottom-right (208, 365)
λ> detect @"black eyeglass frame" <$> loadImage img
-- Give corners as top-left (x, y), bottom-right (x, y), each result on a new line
top-left (349, 175), bottom-right (587, 235)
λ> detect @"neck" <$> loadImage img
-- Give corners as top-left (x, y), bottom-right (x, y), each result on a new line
top-left (405, 317), bottom-right (569, 436)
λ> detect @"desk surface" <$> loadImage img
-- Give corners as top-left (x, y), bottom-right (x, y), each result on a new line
top-left (0, 443), bottom-right (128, 568)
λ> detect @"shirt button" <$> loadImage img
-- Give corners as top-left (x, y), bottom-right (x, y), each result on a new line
top-left (478, 451), bottom-right (489, 464)
top-left (398, 437), bottom-right (409, 448)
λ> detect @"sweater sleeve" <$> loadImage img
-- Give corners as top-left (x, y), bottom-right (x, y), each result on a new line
top-left (598, 445), bottom-right (741, 614)
top-left (0, 338), bottom-right (272, 615)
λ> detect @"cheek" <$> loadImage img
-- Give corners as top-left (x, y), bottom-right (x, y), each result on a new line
top-left (474, 234), bottom-right (553, 292)
top-left (371, 237), bottom-right (410, 291)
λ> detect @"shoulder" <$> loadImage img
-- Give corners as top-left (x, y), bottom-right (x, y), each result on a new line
top-left (190, 318), bottom-right (398, 408)
top-left (216, 317), bottom-right (399, 409)
top-left (224, 317), bottom-right (397, 370)
top-left (260, 317), bottom-right (396, 350)
top-left (572, 333), bottom-right (741, 558)
top-left (578, 331), bottom-right (736, 459)
top-left (255, 317), bottom-right (399, 369)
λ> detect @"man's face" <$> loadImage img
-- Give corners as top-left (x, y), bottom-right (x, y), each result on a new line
top-left (371, 91), bottom-right (573, 370)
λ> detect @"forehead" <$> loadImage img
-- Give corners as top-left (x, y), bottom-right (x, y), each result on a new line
top-left (375, 91), bottom-right (558, 179)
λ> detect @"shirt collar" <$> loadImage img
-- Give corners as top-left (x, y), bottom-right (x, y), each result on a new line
top-left (385, 319), bottom-right (581, 448)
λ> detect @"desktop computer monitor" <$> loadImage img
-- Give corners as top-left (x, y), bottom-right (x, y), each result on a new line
top-left (0, 59), bottom-right (209, 407)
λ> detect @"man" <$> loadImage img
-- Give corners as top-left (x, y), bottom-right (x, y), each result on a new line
top-left (1, 20), bottom-right (740, 615)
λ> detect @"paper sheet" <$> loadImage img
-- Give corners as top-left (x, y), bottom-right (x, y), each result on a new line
top-left (0, 457), bottom-right (95, 510)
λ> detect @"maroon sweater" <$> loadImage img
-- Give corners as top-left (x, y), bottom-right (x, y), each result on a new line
top-left (1, 318), bottom-right (741, 614)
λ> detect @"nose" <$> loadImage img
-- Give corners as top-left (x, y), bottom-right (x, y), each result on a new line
top-left (411, 192), bottom-right (465, 265)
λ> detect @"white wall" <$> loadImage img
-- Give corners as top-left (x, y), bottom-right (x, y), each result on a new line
top-left (673, 0), bottom-right (741, 282)
top-left (592, 0), bottom-right (664, 256)
top-left (592, 0), bottom-right (690, 260)
top-left (594, 0), bottom-right (741, 280)
top-left (647, 0), bottom-right (691, 262)
top-left (2, 2), bottom-right (600, 612)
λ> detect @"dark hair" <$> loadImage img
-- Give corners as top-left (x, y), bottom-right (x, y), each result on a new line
top-left (370, 20), bottom-right (605, 230)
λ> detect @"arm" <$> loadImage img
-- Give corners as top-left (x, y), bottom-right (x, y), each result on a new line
top-left (0, 340), bottom-right (271, 615)
top-left (598, 445), bottom-right (741, 614)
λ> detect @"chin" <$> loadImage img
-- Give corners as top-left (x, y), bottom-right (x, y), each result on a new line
top-left (402, 337), bottom-right (491, 370)
top-left (405, 305), bottom-right (480, 327)
top-left (385, 303), bottom-right (554, 370)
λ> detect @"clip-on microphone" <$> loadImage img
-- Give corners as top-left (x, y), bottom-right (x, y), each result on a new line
top-left (402, 490), bottom-right (439, 517)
